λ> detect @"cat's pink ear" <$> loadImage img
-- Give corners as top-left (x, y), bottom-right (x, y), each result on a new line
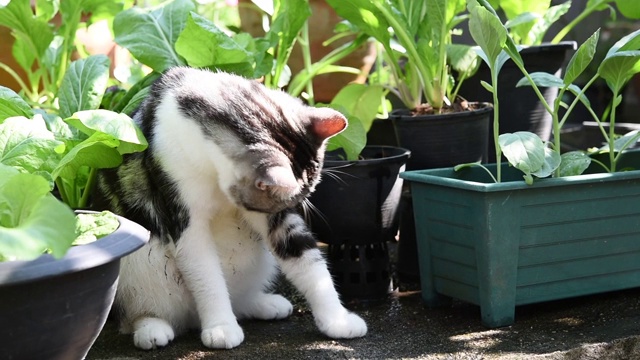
top-left (310, 108), bottom-right (347, 141)
top-left (256, 166), bottom-right (298, 193)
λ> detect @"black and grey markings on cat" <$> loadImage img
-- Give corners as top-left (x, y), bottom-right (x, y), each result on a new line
top-left (95, 68), bottom-right (326, 259)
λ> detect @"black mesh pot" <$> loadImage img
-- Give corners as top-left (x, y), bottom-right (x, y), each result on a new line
top-left (308, 146), bottom-right (410, 301)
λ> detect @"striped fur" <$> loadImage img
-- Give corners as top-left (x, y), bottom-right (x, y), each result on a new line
top-left (94, 67), bottom-right (367, 350)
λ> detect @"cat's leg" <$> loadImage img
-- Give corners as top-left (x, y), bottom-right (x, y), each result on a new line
top-left (175, 220), bottom-right (245, 349)
top-left (116, 239), bottom-right (199, 350)
top-left (222, 224), bottom-right (293, 321)
top-left (244, 210), bottom-right (367, 339)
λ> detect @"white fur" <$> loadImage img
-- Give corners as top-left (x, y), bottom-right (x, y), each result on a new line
top-left (116, 71), bottom-right (367, 350)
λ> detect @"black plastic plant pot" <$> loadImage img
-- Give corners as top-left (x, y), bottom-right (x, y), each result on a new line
top-left (0, 212), bottom-right (149, 360)
top-left (391, 103), bottom-right (492, 171)
top-left (308, 146), bottom-right (411, 301)
top-left (457, 42), bottom-right (577, 162)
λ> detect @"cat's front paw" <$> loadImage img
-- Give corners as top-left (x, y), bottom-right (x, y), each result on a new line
top-left (132, 317), bottom-right (175, 350)
top-left (201, 323), bottom-right (245, 349)
top-left (316, 310), bottom-right (368, 339)
top-left (249, 294), bottom-right (293, 320)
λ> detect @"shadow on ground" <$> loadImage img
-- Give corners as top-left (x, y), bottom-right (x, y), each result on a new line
top-left (87, 282), bottom-right (640, 360)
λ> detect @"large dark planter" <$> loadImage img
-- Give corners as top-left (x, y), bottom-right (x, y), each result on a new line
top-left (0, 213), bottom-right (149, 360)
top-left (391, 104), bottom-right (492, 283)
top-left (391, 103), bottom-right (492, 171)
top-left (457, 42), bottom-right (577, 162)
top-left (308, 146), bottom-right (410, 300)
top-left (400, 150), bottom-right (640, 328)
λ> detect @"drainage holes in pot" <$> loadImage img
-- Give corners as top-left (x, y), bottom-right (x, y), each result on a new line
top-left (326, 242), bottom-right (392, 300)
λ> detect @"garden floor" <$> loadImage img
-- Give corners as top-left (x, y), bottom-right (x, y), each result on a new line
top-left (87, 242), bottom-right (640, 360)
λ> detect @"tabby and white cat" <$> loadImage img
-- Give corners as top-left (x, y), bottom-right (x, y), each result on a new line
top-left (95, 67), bottom-right (367, 350)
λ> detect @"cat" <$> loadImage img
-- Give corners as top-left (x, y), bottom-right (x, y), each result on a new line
top-left (94, 67), bottom-right (367, 350)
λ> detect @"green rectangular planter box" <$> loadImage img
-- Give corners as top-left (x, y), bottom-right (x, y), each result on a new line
top-left (400, 152), bottom-right (640, 328)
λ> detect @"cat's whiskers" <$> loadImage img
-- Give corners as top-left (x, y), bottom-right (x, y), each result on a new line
top-left (321, 168), bottom-right (354, 185)
top-left (300, 198), bottom-right (329, 228)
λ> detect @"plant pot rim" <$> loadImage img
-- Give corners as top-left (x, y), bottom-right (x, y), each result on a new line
top-left (390, 102), bottom-right (493, 122)
top-left (324, 145), bottom-right (411, 168)
top-left (0, 211), bottom-right (149, 287)
top-left (518, 41), bottom-right (578, 54)
top-left (400, 161), bottom-right (640, 193)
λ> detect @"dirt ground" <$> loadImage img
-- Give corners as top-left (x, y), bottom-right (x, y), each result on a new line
top-left (87, 278), bottom-right (640, 360)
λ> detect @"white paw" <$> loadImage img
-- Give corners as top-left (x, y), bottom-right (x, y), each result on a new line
top-left (132, 318), bottom-right (175, 350)
top-left (201, 323), bottom-right (245, 349)
top-left (316, 311), bottom-right (368, 339)
top-left (251, 294), bottom-right (293, 320)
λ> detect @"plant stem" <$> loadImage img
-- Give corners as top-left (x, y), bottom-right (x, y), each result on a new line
top-left (79, 167), bottom-right (98, 209)
top-left (609, 89), bottom-right (620, 172)
top-left (373, 2), bottom-right (436, 109)
top-left (559, 74), bottom-right (599, 128)
top-left (491, 67), bottom-right (501, 183)
top-left (298, 22), bottom-right (315, 105)
top-left (551, 0), bottom-right (606, 44)
top-left (0, 62), bottom-right (34, 100)
top-left (55, 178), bottom-right (71, 207)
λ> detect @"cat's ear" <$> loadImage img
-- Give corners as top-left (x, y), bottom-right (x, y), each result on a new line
top-left (309, 107), bottom-right (347, 141)
top-left (256, 166), bottom-right (298, 193)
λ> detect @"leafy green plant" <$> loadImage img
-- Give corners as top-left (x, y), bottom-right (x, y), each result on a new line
top-left (551, 0), bottom-right (640, 44)
top-left (113, 0), bottom-right (378, 160)
top-left (487, 0), bottom-right (572, 45)
top-left (462, 0), bottom-right (640, 184)
top-left (325, 0), bottom-right (471, 112)
top-left (0, 0), bottom-right (127, 107)
top-left (487, 0), bottom-right (640, 46)
top-left (0, 0), bottom-right (148, 262)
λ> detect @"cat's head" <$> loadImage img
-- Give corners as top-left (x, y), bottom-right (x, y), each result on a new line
top-left (229, 105), bottom-right (347, 214)
top-left (156, 68), bottom-right (347, 214)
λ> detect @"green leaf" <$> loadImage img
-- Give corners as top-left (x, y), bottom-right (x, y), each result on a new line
top-left (112, 72), bottom-right (161, 114)
top-left (324, 0), bottom-right (392, 50)
top-left (121, 87), bottom-right (150, 116)
top-left (113, 0), bottom-right (193, 72)
top-left (516, 72), bottom-right (564, 88)
top-left (601, 130), bottom-right (640, 153)
top-left (499, 131), bottom-right (546, 175)
top-left (505, 12), bottom-right (538, 45)
top-left (499, 0), bottom-right (551, 20)
top-left (0, 165), bottom-right (76, 261)
top-left (0, 0), bottom-right (54, 61)
top-left (605, 28), bottom-right (640, 57)
top-left (598, 51), bottom-right (640, 94)
top-left (468, 0), bottom-right (508, 68)
top-left (58, 55), bottom-right (111, 119)
top-left (527, 2), bottom-right (571, 45)
top-left (0, 86), bottom-right (34, 121)
top-left (325, 110), bottom-right (366, 161)
top-left (531, 146), bottom-right (561, 178)
top-left (447, 44), bottom-right (480, 76)
top-left (564, 29), bottom-right (600, 86)
top-left (616, 0), bottom-right (640, 19)
top-left (73, 211), bottom-right (119, 246)
top-left (0, 116), bottom-right (63, 177)
top-left (65, 110), bottom-right (148, 155)
top-left (559, 151), bottom-right (591, 176)
top-left (329, 84), bottom-right (385, 133)
top-left (480, 80), bottom-right (494, 93)
top-left (268, 0), bottom-right (312, 85)
top-left (175, 12), bottom-right (256, 77)
top-left (52, 132), bottom-right (123, 181)
top-left (516, 72), bottom-right (590, 107)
